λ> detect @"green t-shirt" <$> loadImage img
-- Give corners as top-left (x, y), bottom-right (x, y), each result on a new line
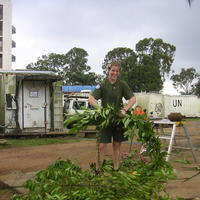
top-left (92, 78), bottom-right (134, 108)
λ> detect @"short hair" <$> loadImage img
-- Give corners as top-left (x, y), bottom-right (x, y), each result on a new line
top-left (107, 61), bottom-right (121, 71)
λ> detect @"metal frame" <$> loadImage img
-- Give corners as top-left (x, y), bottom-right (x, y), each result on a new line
top-left (153, 120), bottom-right (197, 162)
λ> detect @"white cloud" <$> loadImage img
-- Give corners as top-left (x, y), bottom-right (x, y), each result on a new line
top-left (11, 0), bottom-right (200, 94)
top-left (163, 81), bottom-right (179, 95)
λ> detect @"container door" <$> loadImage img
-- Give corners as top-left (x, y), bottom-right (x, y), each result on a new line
top-left (23, 80), bottom-right (47, 128)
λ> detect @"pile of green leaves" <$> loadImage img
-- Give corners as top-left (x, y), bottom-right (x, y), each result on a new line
top-left (12, 106), bottom-right (179, 200)
top-left (12, 159), bottom-right (177, 200)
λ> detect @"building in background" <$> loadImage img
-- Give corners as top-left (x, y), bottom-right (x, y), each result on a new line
top-left (0, 0), bottom-right (16, 69)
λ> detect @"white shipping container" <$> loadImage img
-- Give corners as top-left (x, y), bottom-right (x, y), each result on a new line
top-left (135, 93), bottom-right (200, 118)
top-left (164, 95), bottom-right (200, 117)
top-left (135, 93), bottom-right (164, 118)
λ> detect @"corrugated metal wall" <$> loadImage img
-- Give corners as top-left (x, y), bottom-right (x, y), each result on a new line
top-left (135, 93), bottom-right (200, 118)
top-left (0, 74), bottom-right (5, 126)
top-left (164, 95), bottom-right (200, 117)
top-left (4, 74), bottom-right (16, 128)
top-left (53, 81), bottom-right (64, 129)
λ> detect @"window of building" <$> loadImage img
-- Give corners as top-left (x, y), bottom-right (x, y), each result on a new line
top-left (12, 40), bottom-right (16, 48)
top-left (0, 54), bottom-right (2, 68)
top-left (0, 37), bottom-right (2, 52)
top-left (12, 26), bottom-right (16, 34)
top-left (0, 5), bottom-right (3, 20)
top-left (0, 21), bottom-right (2, 36)
top-left (12, 55), bottom-right (16, 62)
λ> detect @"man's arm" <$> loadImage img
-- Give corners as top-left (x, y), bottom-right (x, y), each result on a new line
top-left (121, 96), bottom-right (136, 115)
top-left (88, 95), bottom-right (101, 109)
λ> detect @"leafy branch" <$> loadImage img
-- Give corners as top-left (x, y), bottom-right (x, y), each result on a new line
top-left (12, 106), bottom-right (178, 200)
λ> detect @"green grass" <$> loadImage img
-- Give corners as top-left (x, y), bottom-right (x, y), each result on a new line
top-left (0, 137), bottom-right (80, 149)
top-left (0, 188), bottom-right (14, 196)
top-left (0, 189), bottom-right (6, 196)
top-left (184, 117), bottom-right (200, 122)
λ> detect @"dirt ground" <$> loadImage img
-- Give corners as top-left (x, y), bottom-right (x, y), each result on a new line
top-left (0, 121), bottom-right (200, 200)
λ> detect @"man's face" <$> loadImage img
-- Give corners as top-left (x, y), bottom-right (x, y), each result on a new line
top-left (108, 66), bottom-right (120, 81)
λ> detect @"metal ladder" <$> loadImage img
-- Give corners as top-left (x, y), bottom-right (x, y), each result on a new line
top-left (154, 120), bottom-right (197, 162)
top-left (173, 121), bottom-right (197, 163)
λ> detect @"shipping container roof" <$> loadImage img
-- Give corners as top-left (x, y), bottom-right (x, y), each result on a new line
top-left (0, 69), bottom-right (62, 81)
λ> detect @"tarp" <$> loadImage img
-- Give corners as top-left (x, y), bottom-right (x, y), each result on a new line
top-left (62, 85), bottom-right (97, 93)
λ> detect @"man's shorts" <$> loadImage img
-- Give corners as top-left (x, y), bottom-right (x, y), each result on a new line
top-left (99, 125), bottom-right (127, 143)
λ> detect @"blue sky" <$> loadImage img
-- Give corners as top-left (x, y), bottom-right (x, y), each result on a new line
top-left (11, 0), bottom-right (200, 94)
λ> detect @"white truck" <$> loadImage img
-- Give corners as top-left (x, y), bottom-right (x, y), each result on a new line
top-left (63, 92), bottom-right (97, 136)
top-left (63, 96), bottom-right (94, 114)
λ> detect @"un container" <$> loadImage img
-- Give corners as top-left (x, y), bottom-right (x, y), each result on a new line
top-left (135, 93), bottom-right (200, 118)
top-left (135, 93), bottom-right (164, 118)
top-left (163, 95), bottom-right (200, 117)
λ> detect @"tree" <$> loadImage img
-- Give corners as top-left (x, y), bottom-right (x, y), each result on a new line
top-left (129, 65), bottom-right (162, 92)
top-left (102, 38), bottom-right (175, 92)
top-left (191, 78), bottom-right (200, 97)
top-left (70, 72), bottom-right (101, 85)
top-left (65, 47), bottom-right (90, 73)
top-left (188, 0), bottom-right (194, 7)
top-left (135, 38), bottom-right (176, 80)
top-left (26, 53), bottom-right (67, 77)
top-left (102, 47), bottom-right (137, 74)
top-left (64, 47), bottom-right (91, 85)
top-left (170, 67), bottom-right (199, 95)
top-left (26, 47), bottom-right (99, 85)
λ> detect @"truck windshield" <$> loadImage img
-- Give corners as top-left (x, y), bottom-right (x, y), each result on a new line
top-left (73, 101), bottom-right (87, 110)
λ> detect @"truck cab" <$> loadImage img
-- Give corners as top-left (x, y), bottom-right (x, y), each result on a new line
top-left (64, 97), bottom-right (94, 114)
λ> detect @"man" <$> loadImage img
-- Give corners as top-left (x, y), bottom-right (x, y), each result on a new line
top-left (88, 61), bottom-right (136, 170)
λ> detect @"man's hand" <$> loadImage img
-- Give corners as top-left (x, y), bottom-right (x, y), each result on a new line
top-left (119, 108), bottom-right (127, 117)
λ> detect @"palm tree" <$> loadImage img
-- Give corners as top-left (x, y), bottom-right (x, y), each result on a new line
top-left (188, 0), bottom-right (194, 7)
